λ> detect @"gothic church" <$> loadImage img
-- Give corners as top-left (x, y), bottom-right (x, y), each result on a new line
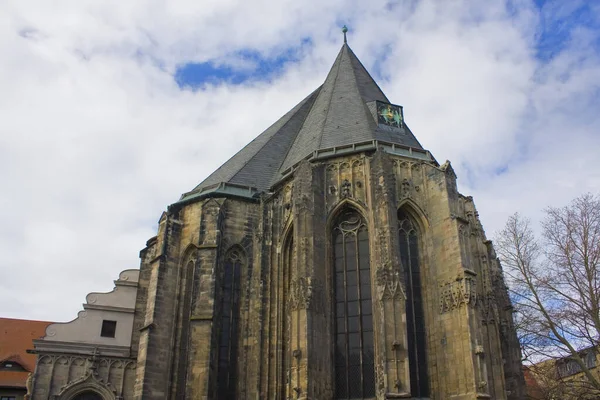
top-left (30, 40), bottom-right (525, 400)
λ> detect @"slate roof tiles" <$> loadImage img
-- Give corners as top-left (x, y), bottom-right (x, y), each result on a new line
top-left (0, 318), bottom-right (53, 389)
top-left (180, 43), bottom-right (426, 203)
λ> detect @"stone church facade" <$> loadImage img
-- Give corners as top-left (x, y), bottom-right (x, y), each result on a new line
top-left (30, 42), bottom-right (525, 400)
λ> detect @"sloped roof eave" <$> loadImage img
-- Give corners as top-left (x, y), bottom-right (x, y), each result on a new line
top-left (181, 43), bottom-right (430, 202)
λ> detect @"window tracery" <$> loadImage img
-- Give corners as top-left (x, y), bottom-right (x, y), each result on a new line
top-left (217, 248), bottom-right (244, 399)
top-left (333, 209), bottom-right (375, 399)
top-left (283, 234), bottom-right (294, 397)
top-left (398, 209), bottom-right (429, 397)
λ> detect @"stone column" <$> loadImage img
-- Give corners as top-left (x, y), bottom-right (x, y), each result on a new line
top-left (286, 161), bottom-right (332, 400)
top-left (185, 198), bottom-right (224, 399)
top-left (134, 211), bottom-right (183, 400)
top-left (369, 149), bottom-right (411, 399)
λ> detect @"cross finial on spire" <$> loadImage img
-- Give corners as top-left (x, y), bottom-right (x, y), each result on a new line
top-left (342, 25), bottom-right (348, 44)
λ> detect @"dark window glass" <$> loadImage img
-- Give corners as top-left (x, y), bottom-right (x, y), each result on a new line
top-left (398, 210), bottom-right (429, 397)
top-left (100, 320), bottom-right (116, 338)
top-left (361, 300), bottom-right (372, 315)
top-left (347, 286), bottom-right (358, 301)
top-left (588, 352), bottom-right (597, 368)
top-left (347, 301), bottom-right (359, 317)
top-left (72, 392), bottom-right (103, 400)
top-left (217, 249), bottom-right (243, 400)
top-left (0, 361), bottom-right (26, 372)
top-left (362, 315), bottom-right (373, 330)
top-left (333, 210), bottom-right (375, 399)
top-left (360, 284), bottom-right (371, 300)
top-left (348, 317), bottom-right (360, 332)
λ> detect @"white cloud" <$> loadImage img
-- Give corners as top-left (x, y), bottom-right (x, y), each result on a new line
top-left (1, 0), bottom-right (599, 321)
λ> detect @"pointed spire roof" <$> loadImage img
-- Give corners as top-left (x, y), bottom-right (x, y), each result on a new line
top-left (178, 44), bottom-right (431, 204)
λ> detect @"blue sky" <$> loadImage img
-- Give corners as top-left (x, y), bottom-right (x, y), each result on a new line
top-left (1, 0), bottom-right (600, 321)
top-left (535, 1), bottom-right (600, 60)
top-left (174, 1), bottom-right (599, 88)
top-left (175, 40), bottom-right (312, 87)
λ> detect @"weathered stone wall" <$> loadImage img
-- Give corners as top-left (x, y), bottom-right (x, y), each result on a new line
top-left (130, 148), bottom-right (524, 400)
top-left (31, 354), bottom-right (135, 399)
top-left (31, 269), bottom-right (139, 400)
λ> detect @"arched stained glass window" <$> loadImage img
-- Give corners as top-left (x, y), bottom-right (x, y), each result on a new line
top-left (333, 209), bottom-right (375, 399)
top-left (398, 209), bottom-right (429, 397)
top-left (217, 248), bottom-right (243, 400)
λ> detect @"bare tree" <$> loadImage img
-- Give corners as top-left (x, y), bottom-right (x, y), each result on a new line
top-left (495, 194), bottom-right (600, 398)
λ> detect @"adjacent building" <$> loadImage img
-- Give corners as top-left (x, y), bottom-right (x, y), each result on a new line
top-left (524, 350), bottom-right (599, 399)
top-left (30, 270), bottom-right (139, 399)
top-left (0, 318), bottom-right (52, 400)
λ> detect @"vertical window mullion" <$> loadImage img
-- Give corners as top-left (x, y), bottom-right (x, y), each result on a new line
top-left (355, 232), bottom-right (365, 398)
top-left (407, 232), bottom-right (420, 394)
top-left (343, 233), bottom-right (350, 399)
top-left (229, 260), bottom-right (240, 396)
top-left (399, 212), bottom-right (429, 398)
top-left (217, 252), bottom-right (243, 400)
top-left (334, 211), bottom-right (374, 399)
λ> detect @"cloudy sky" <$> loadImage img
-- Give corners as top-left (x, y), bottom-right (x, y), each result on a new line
top-left (1, 0), bottom-right (599, 322)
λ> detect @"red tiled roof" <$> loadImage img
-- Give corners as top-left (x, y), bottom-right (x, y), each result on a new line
top-left (0, 370), bottom-right (30, 388)
top-left (0, 317), bottom-right (53, 388)
top-left (523, 366), bottom-right (544, 400)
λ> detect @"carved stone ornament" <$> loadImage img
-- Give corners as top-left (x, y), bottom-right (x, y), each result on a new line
top-left (401, 178), bottom-right (412, 198)
top-left (376, 360), bottom-right (386, 398)
top-left (295, 194), bottom-right (313, 214)
top-left (439, 275), bottom-right (477, 313)
top-left (283, 183), bottom-right (293, 222)
top-left (482, 292), bottom-right (499, 324)
top-left (440, 159), bottom-right (457, 179)
top-left (146, 242), bottom-right (158, 261)
top-left (288, 277), bottom-right (322, 311)
top-left (54, 356), bottom-right (120, 400)
top-left (341, 179), bottom-right (352, 198)
top-left (376, 263), bottom-right (406, 301)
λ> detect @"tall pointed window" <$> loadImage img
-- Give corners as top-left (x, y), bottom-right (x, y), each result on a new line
top-left (398, 210), bottom-right (429, 397)
top-left (333, 209), bottom-right (375, 399)
top-left (217, 248), bottom-right (243, 399)
top-left (283, 233), bottom-right (294, 396)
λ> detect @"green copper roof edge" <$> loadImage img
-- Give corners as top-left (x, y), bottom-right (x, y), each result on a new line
top-left (271, 142), bottom-right (436, 193)
top-left (175, 183), bottom-right (259, 206)
top-left (278, 140), bottom-right (433, 177)
top-left (176, 141), bottom-right (436, 207)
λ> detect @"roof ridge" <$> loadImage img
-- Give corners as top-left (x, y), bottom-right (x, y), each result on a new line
top-left (0, 353), bottom-right (32, 371)
top-left (272, 86), bottom-right (323, 183)
top-left (343, 45), bottom-right (379, 133)
top-left (228, 87), bottom-right (321, 187)
top-left (188, 89), bottom-right (318, 194)
top-left (346, 45), bottom-right (389, 102)
top-left (178, 42), bottom-right (429, 203)
top-left (317, 47), bottom-right (345, 151)
top-left (0, 317), bottom-right (54, 323)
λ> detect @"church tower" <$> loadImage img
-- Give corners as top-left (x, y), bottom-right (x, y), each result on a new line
top-left (131, 39), bottom-right (525, 400)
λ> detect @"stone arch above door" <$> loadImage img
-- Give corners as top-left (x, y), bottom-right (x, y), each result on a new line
top-left (57, 372), bottom-right (116, 400)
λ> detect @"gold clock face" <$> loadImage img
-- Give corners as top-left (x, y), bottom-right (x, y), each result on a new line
top-left (377, 102), bottom-right (403, 128)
